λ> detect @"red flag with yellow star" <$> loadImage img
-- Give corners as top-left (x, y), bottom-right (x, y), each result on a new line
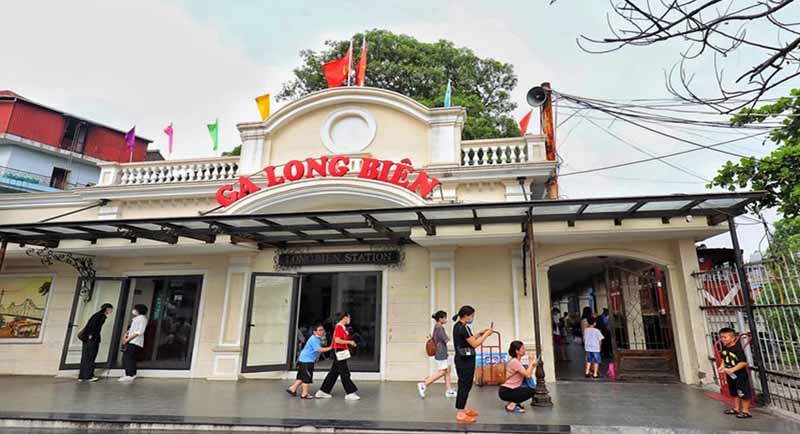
top-left (323, 42), bottom-right (352, 88)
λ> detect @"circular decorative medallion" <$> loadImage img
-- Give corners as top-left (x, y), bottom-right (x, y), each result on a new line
top-left (320, 107), bottom-right (376, 154)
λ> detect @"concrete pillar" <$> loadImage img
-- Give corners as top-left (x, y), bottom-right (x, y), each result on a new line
top-left (536, 264), bottom-right (556, 382)
top-left (238, 127), bottom-right (269, 174)
top-left (676, 239), bottom-right (711, 383)
top-left (427, 109), bottom-right (465, 166)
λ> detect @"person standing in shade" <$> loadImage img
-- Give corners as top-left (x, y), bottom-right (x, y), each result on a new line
top-left (119, 304), bottom-right (148, 382)
top-left (316, 312), bottom-right (360, 400)
top-left (77, 303), bottom-right (114, 382)
top-left (499, 340), bottom-right (536, 413)
top-left (418, 310), bottom-right (456, 398)
top-left (452, 305), bottom-right (494, 424)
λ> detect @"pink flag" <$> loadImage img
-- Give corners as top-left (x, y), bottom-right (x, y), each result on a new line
top-left (163, 123), bottom-right (174, 155)
top-left (124, 126), bottom-right (136, 152)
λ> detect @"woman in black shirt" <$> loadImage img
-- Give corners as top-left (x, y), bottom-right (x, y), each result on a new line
top-left (452, 305), bottom-right (493, 424)
top-left (77, 303), bottom-right (114, 382)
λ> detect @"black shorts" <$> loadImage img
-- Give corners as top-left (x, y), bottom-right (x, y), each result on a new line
top-left (727, 373), bottom-right (752, 400)
top-left (296, 362), bottom-right (315, 384)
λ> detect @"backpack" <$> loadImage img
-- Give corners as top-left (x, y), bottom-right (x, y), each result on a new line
top-left (425, 336), bottom-right (437, 357)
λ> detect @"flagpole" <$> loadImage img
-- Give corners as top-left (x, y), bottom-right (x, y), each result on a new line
top-left (347, 39), bottom-right (353, 86)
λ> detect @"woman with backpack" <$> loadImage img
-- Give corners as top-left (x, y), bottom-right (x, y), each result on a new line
top-left (418, 311), bottom-right (456, 399)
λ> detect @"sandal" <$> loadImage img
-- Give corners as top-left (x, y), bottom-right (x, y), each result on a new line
top-left (457, 413), bottom-right (476, 424)
top-left (465, 409), bottom-right (479, 417)
top-left (285, 388), bottom-right (297, 397)
top-left (505, 405), bottom-right (524, 413)
top-left (300, 394), bottom-right (314, 400)
top-left (724, 409), bottom-right (739, 415)
top-left (736, 412), bottom-right (752, 419)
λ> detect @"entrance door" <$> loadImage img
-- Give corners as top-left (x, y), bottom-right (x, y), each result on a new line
top-left (242, 273), bottom-right (299, 372)
top-left (294, 272), bottom-right (382, 372)
top-left (119, 275), bottom-right (203, 370)
top-left (60, 277), bottom-right (130, 370)
top-left (607, 266), bottom-right (678, 381)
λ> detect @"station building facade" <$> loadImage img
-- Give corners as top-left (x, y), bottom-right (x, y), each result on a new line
top-left (0, 87), bottom-right (753, 385)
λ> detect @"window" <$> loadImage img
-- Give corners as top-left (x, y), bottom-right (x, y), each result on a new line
top-left (62, 119), bottom-right (87, 153)
top-left (50, 167), bottom-right (70, 189)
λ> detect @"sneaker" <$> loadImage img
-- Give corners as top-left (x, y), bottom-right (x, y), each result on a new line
top-left (314, 390), bottom-right (332, 399)
top-left (345, 393), bottom-right (361, 401)
top-left (118, 376), bottom-right (133, 382)
top-left (88, 377), bottom-right (100, 382)
top-left (445, 389), bottom-right (457, 398)
top-left (77, 379), bottom-right (85, 383)
top-left (417, 382), bottom-right (426, 398)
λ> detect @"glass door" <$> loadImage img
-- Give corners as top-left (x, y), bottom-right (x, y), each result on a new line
top-left (60, 277), bottom-right (130, 370)
top-left (241, 273), bottom-right (299, 373)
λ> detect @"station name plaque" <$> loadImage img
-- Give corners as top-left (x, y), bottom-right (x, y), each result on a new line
top-left (278, 251), bottom-right (401, 267)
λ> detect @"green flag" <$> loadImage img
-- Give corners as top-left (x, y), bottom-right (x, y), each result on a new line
top-left (207, 119), bottom-right (219, 151)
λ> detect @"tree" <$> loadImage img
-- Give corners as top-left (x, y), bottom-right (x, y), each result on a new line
top-left (559, 1), bottom-right (800, 112)
top-left (709, 88), bottom-right (800, 253)
top-left (278, 29), bottom-right (521, 140)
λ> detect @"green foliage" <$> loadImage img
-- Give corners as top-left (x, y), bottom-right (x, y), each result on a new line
top-left (772, 216), bottom-right (800, 253)
top-left (223, 146), bottom-right (241, 157)
top-left (278, 29), bottom-right (521, 140)
top-left (709, 89), bottom-right (800, 217)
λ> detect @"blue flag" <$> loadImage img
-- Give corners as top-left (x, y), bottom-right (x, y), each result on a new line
top-left (443, 79), bottom-right (452, 108)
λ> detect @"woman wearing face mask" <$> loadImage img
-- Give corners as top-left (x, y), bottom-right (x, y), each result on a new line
top-left (119, 304), bottom-right (148, 382)
top-left (77, 303), bottom-right (114, 382)
top-left (452, 305), bottom-right (494, 424)
top-left (315, 312), bottom-right (360, 400)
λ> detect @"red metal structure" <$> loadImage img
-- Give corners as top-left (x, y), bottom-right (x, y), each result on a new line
top-left (0, 90), bottom-right (150, 163)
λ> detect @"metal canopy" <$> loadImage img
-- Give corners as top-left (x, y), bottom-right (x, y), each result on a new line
top-left (0, 192), bottom-right (763, 249)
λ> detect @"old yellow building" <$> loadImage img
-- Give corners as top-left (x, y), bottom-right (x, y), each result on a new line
top-left (0, 87), bottom-right (758, 386)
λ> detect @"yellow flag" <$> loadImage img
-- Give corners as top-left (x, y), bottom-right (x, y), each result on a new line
top-left (255, 94), bottom-right (270, 121)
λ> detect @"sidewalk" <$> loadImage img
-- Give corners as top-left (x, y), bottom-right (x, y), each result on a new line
top-left (0, 375), bottom-right (797, 433)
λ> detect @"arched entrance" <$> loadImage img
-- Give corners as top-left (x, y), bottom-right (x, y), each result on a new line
top-left (548, 255), bottom-right (678, 382)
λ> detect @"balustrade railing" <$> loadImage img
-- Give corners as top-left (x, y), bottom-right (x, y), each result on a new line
top-left (460, 137), bottom-right (544, 166)
top-left (100, 157), bottom-right (240, 186)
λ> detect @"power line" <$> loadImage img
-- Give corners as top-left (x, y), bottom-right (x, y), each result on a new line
top-left (580, 116), bottom-right (711, 182)
top-left (559, 131), bottom-right (767, 177)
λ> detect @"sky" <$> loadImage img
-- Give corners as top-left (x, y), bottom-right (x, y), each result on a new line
top-left (2, 0), bottom-right (792, 256)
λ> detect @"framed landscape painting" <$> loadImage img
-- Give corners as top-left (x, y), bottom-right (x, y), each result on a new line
top-left (0, 274), bottom-right (54, 343)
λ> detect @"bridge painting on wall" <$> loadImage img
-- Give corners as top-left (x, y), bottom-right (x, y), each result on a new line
top-left (0, 275), bottom-right (51, 341)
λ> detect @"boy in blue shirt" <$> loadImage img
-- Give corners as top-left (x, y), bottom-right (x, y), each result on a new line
top-left (287, 324), bottom-right (332, 399)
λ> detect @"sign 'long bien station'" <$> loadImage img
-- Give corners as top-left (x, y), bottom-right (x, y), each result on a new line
top-left (215, 155), bottom-right (441, 207)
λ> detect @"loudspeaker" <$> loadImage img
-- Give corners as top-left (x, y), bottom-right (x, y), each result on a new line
top-left (526, 86), bottom-right (548, 107)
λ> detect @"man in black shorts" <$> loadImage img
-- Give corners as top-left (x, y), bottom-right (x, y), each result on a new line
top-left (718, 327), bottom-right (753, 418)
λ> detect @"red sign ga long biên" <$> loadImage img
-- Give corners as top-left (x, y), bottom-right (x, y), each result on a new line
top-left (215, 156), bottom-right (441, 207)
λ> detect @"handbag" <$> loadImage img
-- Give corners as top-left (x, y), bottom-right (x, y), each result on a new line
top-left (77, 328), bottom-right (88, 342)
top-left (425, 336), bottom-right (437, 357)
top-left (335, 349), bottom-right (351, 361)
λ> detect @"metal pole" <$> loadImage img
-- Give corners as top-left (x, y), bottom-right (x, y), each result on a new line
top-left (727, 214), bottom-right (771, 403)
top-left (526, 218), bottom-right (553, 406)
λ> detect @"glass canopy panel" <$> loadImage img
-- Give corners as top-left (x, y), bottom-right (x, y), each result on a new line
top-left (127, 223), bottom-right (163, 231)
top-left (371, 212), bottom-right (419, 222)
top-left (179, 221), bottom-right (210, 229)
top-left (475, 206), bottom-right (529, 218)
top-left (421, 209), bottom-right (475, 220)
top-left (696, 198), bottom-right (748, 210)
top-left (265, 217), bottom-right (316, 226)
top-left (637, 200), bottom-right (693, 212)
top-left (582, 202), bottom-right (638, 214)
top-left (317, 215), bottom-right (365, 224)
top-left (302, 229), bottom-right (342, 235)
top-left (532, 204), bottom-right (582, 215)
top-left (0, 229), bottom-right (43, 235)
top-left (224, 219), bottom-right (266, 227)
top-left (37, 227), bottom-right (89, 234)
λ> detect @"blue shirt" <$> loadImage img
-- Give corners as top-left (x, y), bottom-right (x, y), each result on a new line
top-left (298, 335), bottom-right (323, 363)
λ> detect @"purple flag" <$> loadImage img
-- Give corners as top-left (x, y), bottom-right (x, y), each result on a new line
top-left (125, 126), bottom-right (136, 152)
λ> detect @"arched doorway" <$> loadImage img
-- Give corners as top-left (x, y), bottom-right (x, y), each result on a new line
top-left (548, 255), bottom-right (678, 382)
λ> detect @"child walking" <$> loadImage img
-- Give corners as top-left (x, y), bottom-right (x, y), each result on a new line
top-left (287, 323), bottom-right (332, 399)
top-left (418, 311), bottom-right (456, 398)
top-left (718, 327), bottom-right (754, 419)
top-left (583, 317), bottom-right (603, 378)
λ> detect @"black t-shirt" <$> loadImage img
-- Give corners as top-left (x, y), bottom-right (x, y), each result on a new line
top-left (83, 311), bottom-right (107, 342)
top-left (453, 321), bottom-right (474, 357)
top-left (720, 341), bottom-right (747, 369)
